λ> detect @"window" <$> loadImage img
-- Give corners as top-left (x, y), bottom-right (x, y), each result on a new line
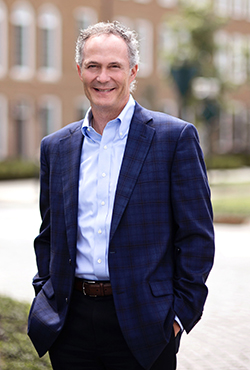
top-left (12, 98), bottom-right (33, 158)
top-left (0, 1), bottom-right (7, 78)
top-left (134, 0), bottom-right (151, 4)
top-left (157, 23), bottom-right (191, 76)
top-left (231, 0), bottom-right (246, 19)
top-left (115, 16), bottom-right (134, 30)
top-left (231, 33), bottom-right (247, 85)
top-left (114, 16), bottom-right (153, 78)
top-left (39, 96), bottom-right (61, 139)
top-left (184, 0), bottom-right (211, 8)
top-left (157, 0), bottom-right (177, 7)
top-left (0, 95), bottom-right (8, 159)
top-left (10, 1), bottom-right (35, 80)
top-left (74, 7), bottom-right (97, 33)
top-left (219, 101), bottom-right (249, 153)
top-left (215, 31), bottom-right (247, 85)
top-left (75, 96), bottom-right (90, 121)
top-left (157, 24), bottom-right (176, 74)
top-left (214, 31), bottom-right (232, 81)
top-left (247, 36), bottom-right (250, 80)
top-left (247, 0), bottom-right (250, 21)
top-left (214, 0), bottom-right (229, 17)
top-left (232, 102), bottom-right (248, 152)
top-left (135, 19), bottom-right (153, 77)
top-left (38, 5), bottom-right (62, 82)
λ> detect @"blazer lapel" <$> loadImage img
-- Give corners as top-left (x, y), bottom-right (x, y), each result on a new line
top-left (110, 103), bottom-right (155, 241)
top-left (59, 123), bottom-right (84, 260)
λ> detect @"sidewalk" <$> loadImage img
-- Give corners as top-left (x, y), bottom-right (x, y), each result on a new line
top-left (0, 178), bottom-right (250, 369)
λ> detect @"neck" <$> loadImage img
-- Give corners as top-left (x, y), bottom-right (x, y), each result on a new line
top-left (91, 103), bottom-right (127, 135)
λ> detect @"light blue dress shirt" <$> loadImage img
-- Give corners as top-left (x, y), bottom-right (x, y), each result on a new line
top-left (75, 95), bottom-right (135, 280)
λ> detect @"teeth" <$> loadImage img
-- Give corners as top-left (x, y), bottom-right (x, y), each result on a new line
top-left (96, 88), bottom-right (113, 92)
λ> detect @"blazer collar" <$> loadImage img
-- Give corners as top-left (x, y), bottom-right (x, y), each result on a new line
top-left (110, 102), bottom-right (155, 241)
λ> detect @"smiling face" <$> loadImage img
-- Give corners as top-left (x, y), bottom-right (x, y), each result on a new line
top-left (77, 34), bottom-right (138, 119)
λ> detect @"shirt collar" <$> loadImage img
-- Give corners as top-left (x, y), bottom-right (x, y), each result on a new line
top-left (81, 95), bottom-right (135, 139)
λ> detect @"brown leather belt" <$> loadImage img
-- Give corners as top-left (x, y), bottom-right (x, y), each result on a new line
top-left (74, 278), bottom-right (112, 297)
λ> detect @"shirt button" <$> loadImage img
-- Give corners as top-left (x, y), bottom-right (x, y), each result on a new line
top-left (104, 145), bottom-right (107, 150)
top-left (98, 229), bottom-right (102, 234)
top-left (120, 132), bottom-right (123, 136)
top-left (102, 173), bottom-right (106, 178)
top-left (101, 201), bottom-right (105, 206)
top-left (97, 259), bottom-right (102, 264)
top-left (87, 128), bottom-right (90, 132)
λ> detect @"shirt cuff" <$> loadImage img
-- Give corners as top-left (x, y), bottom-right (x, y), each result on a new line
top-left (174, 315), bottom-right (184, 332)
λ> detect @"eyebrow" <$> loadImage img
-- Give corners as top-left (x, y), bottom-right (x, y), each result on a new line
top-left (83, 61), bottom-right (99, 67)
top-left (83, 60), bottom-right (123, 67)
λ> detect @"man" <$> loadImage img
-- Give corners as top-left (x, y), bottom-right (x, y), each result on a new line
top-left (28, 21), bottom-right (214, 370)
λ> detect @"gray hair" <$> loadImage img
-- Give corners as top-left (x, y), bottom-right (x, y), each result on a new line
top-left (75, 21), bottom-right (140, 93)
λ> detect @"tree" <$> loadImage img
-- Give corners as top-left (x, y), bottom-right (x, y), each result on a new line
top-left (163, 2), bottom-right (225, 120)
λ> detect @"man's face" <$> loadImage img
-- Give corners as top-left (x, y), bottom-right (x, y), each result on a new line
top-left (77, 34), bottom-right (138, 116)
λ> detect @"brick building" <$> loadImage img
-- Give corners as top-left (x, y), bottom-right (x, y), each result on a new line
top-left (0, 0), bottom-right (250, 160)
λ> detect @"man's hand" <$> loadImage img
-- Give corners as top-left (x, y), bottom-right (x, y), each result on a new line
top-left (173, 321), bottom-right (181, 337)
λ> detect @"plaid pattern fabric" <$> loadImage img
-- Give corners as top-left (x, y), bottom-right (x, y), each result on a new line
top-left (28, 103), bottom-right (214, 370)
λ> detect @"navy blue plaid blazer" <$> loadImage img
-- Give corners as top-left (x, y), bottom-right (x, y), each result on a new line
top-left (28, 102), bottom-right (214, 370)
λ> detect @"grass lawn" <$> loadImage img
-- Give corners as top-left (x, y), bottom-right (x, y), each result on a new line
top-left (211, 182), bottom-right (250, 223)
top-left (0, 296), bottom-right (52, 370)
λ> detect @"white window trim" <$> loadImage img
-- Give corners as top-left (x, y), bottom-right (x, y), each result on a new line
top-left (135, 18), bottom-right (153, 78)
top-left (74, 6), bottom-right (98, 31)
top-left (37, 4), bottom-right (62, 82)
top-left (0, 1), bottom-right (7, 78)
top-left (214, 0), bottom-right (229, 17)
top-left (39, 95), bottom-right (62, 137)
top-left (157, 0), bottom-right (177, 8)
top-left (134, 0), bottom-right (151, 4)
top-left (0, 94), bottom-right (8, 159)
top-left (75, 96), bottom-right (90, 120)
top-left (231, 33), bottom-right (247, 85)
top-left (10, 1), bottom-right (35, 80)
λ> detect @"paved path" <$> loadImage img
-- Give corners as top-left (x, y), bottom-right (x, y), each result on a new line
top-left (0, 179), bottom-right (250, 369)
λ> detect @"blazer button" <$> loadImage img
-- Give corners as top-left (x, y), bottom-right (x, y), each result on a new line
top-left (69, 259), bottom-right (72, 265)
top-left (65, 297), bottom-right (68, 303)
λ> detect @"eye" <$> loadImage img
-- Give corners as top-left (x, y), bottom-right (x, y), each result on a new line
top-left (110, 64), bottom-right (120, 69)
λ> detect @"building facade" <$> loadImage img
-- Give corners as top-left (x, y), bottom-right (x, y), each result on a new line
top-left (0, 0), bottom-right (250, 160)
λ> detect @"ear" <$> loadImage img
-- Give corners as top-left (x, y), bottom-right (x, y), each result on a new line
top-left (77, 64), bottom-right (83, 81)
top-left (130, 64), bottom-right (138, 82)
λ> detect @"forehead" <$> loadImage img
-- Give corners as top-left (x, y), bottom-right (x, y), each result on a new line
top-left (83, 34), bottom-right (129, 61)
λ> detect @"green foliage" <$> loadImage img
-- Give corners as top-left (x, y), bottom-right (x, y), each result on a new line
top-left (211, 183), bottom-right (250, 223)
top-left (0, 296), bottom-right (52, 370)
top-left (205, 155), bottom-right (250, 169)
top-left (164, 3), bottom-right (225, 74)
top-left (162, 3), bottom-right (228, 120)
top-left (0, 160), bottom-right (39, 180)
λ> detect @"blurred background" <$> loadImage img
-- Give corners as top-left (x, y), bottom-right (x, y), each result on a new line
top-left (0, 0), bottom-right (250, 369)
top-left (0, 0), bottom-right (250, 221)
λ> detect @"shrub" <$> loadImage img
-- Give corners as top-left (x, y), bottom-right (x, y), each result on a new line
top-left (0, 160), bottom-right (39, 180)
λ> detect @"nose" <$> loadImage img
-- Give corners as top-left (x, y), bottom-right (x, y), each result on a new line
top-left (96, 68), bottom-right (110, 83)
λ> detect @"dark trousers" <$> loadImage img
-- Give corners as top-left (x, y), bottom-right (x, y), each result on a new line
top-left (49, 290), bottom-right (177, 370)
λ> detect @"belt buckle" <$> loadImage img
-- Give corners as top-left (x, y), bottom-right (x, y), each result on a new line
top-left (83, 281), bottom-right (98, 297)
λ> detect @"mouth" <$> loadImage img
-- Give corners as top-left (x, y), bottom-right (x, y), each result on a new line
top-left (94, 88), bottom-right (115, 92)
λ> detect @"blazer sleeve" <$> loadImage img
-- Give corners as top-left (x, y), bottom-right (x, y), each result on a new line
top-left (171, 123), bottom-right (215, 333)
top-left (32, 139), bottom-right (51, 295)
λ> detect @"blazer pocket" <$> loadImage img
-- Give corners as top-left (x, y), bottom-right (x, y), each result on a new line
top-left (149, 280), bottom-right (173, 297)
top-left (42, 278), bottom-right (55, 299)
